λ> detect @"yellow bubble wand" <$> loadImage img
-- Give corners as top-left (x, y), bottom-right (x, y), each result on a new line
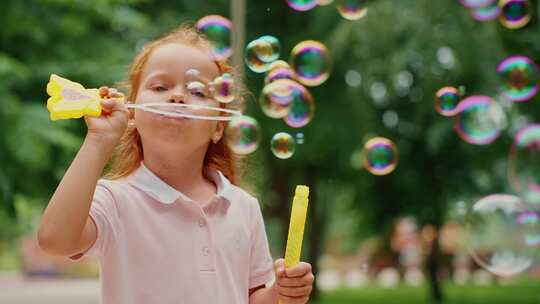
top-left (280, 185), bottom-right (310, 304)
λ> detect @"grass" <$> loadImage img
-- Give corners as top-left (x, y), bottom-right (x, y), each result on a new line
top-left (314, 281), bottom-right (540, 304)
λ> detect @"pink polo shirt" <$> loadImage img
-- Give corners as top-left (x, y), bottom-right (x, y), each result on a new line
top-left (70, 163), bottom-right (275, 304)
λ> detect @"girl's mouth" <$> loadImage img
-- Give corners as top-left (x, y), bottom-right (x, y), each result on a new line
top-left (158, 113), bottom-right (188, 121)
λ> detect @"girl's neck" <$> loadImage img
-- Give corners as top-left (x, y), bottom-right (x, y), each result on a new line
top-left (141, 143), bottom-right (214, 199)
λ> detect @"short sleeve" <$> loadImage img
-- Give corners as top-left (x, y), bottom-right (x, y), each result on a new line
top-left (248, 200), bottom-right (275, 289)
top-left (69, 180), bottom-right (120, 260)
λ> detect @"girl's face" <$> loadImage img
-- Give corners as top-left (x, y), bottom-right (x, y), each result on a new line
top-left (134, 43), bottom-right (225, 153)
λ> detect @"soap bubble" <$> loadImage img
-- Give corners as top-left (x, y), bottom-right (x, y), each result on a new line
top-left (245, 39), bottom-right (272, 73)
top-left (471, 2), bottom-right (501, 21)
top-left (454, 96), bottom-right (505, 145)
top-left (508, 124), bottom-right (540, 205)
top-left (435, 86), bottom-right (461, 117)
top-left (363, 137), bottom-right (398, 176)
top-left (496, 55), bottom-right (539, 102)
top-left (196, 15), bottom-right (232, 61)
top-left (271, 132), bottom-right (296, 159)
top-left (463, 194), bottom-right (537, 277)
top-left (282, 80), bottom-right (315, 128)
top-left (286, 0), bottom-right (318, 11)
top-left (499, 0), bottom-right (531, 29)
top-left (211, 73), bottom-right (236, 104)
top-left (290, 40), bottom-right (332, 87)
top-left (259, 79), bottom-right (295, 118)
top-left (225, 115), bottom-right (260, 155)
top-left (336, 0), bottom-right (368, 20)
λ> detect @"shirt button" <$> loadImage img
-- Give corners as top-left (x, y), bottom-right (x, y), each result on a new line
top-left (202, 246), bottom-right (210, 256)
top-left (198, 219), bottom-right (205, 227)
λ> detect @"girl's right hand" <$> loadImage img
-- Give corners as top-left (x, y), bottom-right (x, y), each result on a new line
top-left (84, 86), bottom-right (129, 145)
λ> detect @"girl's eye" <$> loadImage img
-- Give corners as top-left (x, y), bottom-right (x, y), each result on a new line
top-left (151, 85), bottom-right (168, 92)
top-left (186, 81), bottom-right (208, 98)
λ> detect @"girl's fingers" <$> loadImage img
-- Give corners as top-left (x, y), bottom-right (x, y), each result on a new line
top-left (285, 262), bottom-right (312, 278)
top-left (277, 273), bottom-right (314, 287)
top-left (277, 285), bottom-right (312, 298)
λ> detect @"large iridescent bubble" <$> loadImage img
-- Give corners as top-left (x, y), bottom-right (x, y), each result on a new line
top-left (286, 0), bottom-right (318, 11)
top-left (463, 194), bottom-right (538, 276)
top-left (454, 96), bottom-right (505, 145)
top-left (290, 40), bottom-right (332, 87)
top-left (225, 115), bottom-right (260, 155)
top-left (196, 15), bottom-right (232, 61)
top-left (460, 0), bottom-right (497, 8)
top-left (471, 2), bottom-right (501, 21)
top-left (508, 124), bottom-right (540, 205)
top-left (435, 86), bottom-right (461, 117)
top-left (496, 55), bottom-right (539, 102)
top-left (499, 0), bottom-right (531, 29)
top-left (271, 132), bottom-right (296, 159)
top-left (336, 0), bottom-right (368, 20)
top-left (363, 137), bottom-right (399, 176)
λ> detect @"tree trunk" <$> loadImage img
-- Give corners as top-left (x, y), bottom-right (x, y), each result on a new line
top-left (427, 230), bottom-right (444, 304)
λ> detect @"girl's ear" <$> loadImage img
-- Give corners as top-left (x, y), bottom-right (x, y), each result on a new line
top-left (212, 121), bottom-right (225, 143)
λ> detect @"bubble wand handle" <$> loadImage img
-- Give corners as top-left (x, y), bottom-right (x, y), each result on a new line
top-left (279, 185), bottom-right (310, 304)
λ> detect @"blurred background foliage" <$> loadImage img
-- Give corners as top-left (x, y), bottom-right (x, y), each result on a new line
top-left (1, 0), bottom-right (540, 303)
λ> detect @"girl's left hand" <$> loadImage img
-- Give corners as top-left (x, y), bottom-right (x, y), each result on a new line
top-left (273, 258), bottom-right (314, 304)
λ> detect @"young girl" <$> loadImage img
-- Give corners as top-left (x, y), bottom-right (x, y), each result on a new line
top-left (37, 24), bottom-right (314, 304)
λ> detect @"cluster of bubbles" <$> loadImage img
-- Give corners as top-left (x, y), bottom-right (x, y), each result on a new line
top-left (246, 35), bottom-right (332, 159)
top-left (434, 55), bottom-right (540, 145)
top-left (215, 28), bottom-right (331, 158)
top-left (459, 0), bottom-right (531, 29)
top-left (362, 137), bottom-right (399, 176)
top-left (463, 194), bottom-right (540, 277)
top-left (442, 52), bottom-right (540, 276)
top-left (286, 0), bottom-right (369, 21)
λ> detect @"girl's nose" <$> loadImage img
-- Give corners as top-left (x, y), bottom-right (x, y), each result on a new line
top-left (168, 93), bottom-right (185, 103)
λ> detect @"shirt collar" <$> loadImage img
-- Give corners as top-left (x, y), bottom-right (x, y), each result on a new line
top-left (127, 162), bottom-right (232, 211)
